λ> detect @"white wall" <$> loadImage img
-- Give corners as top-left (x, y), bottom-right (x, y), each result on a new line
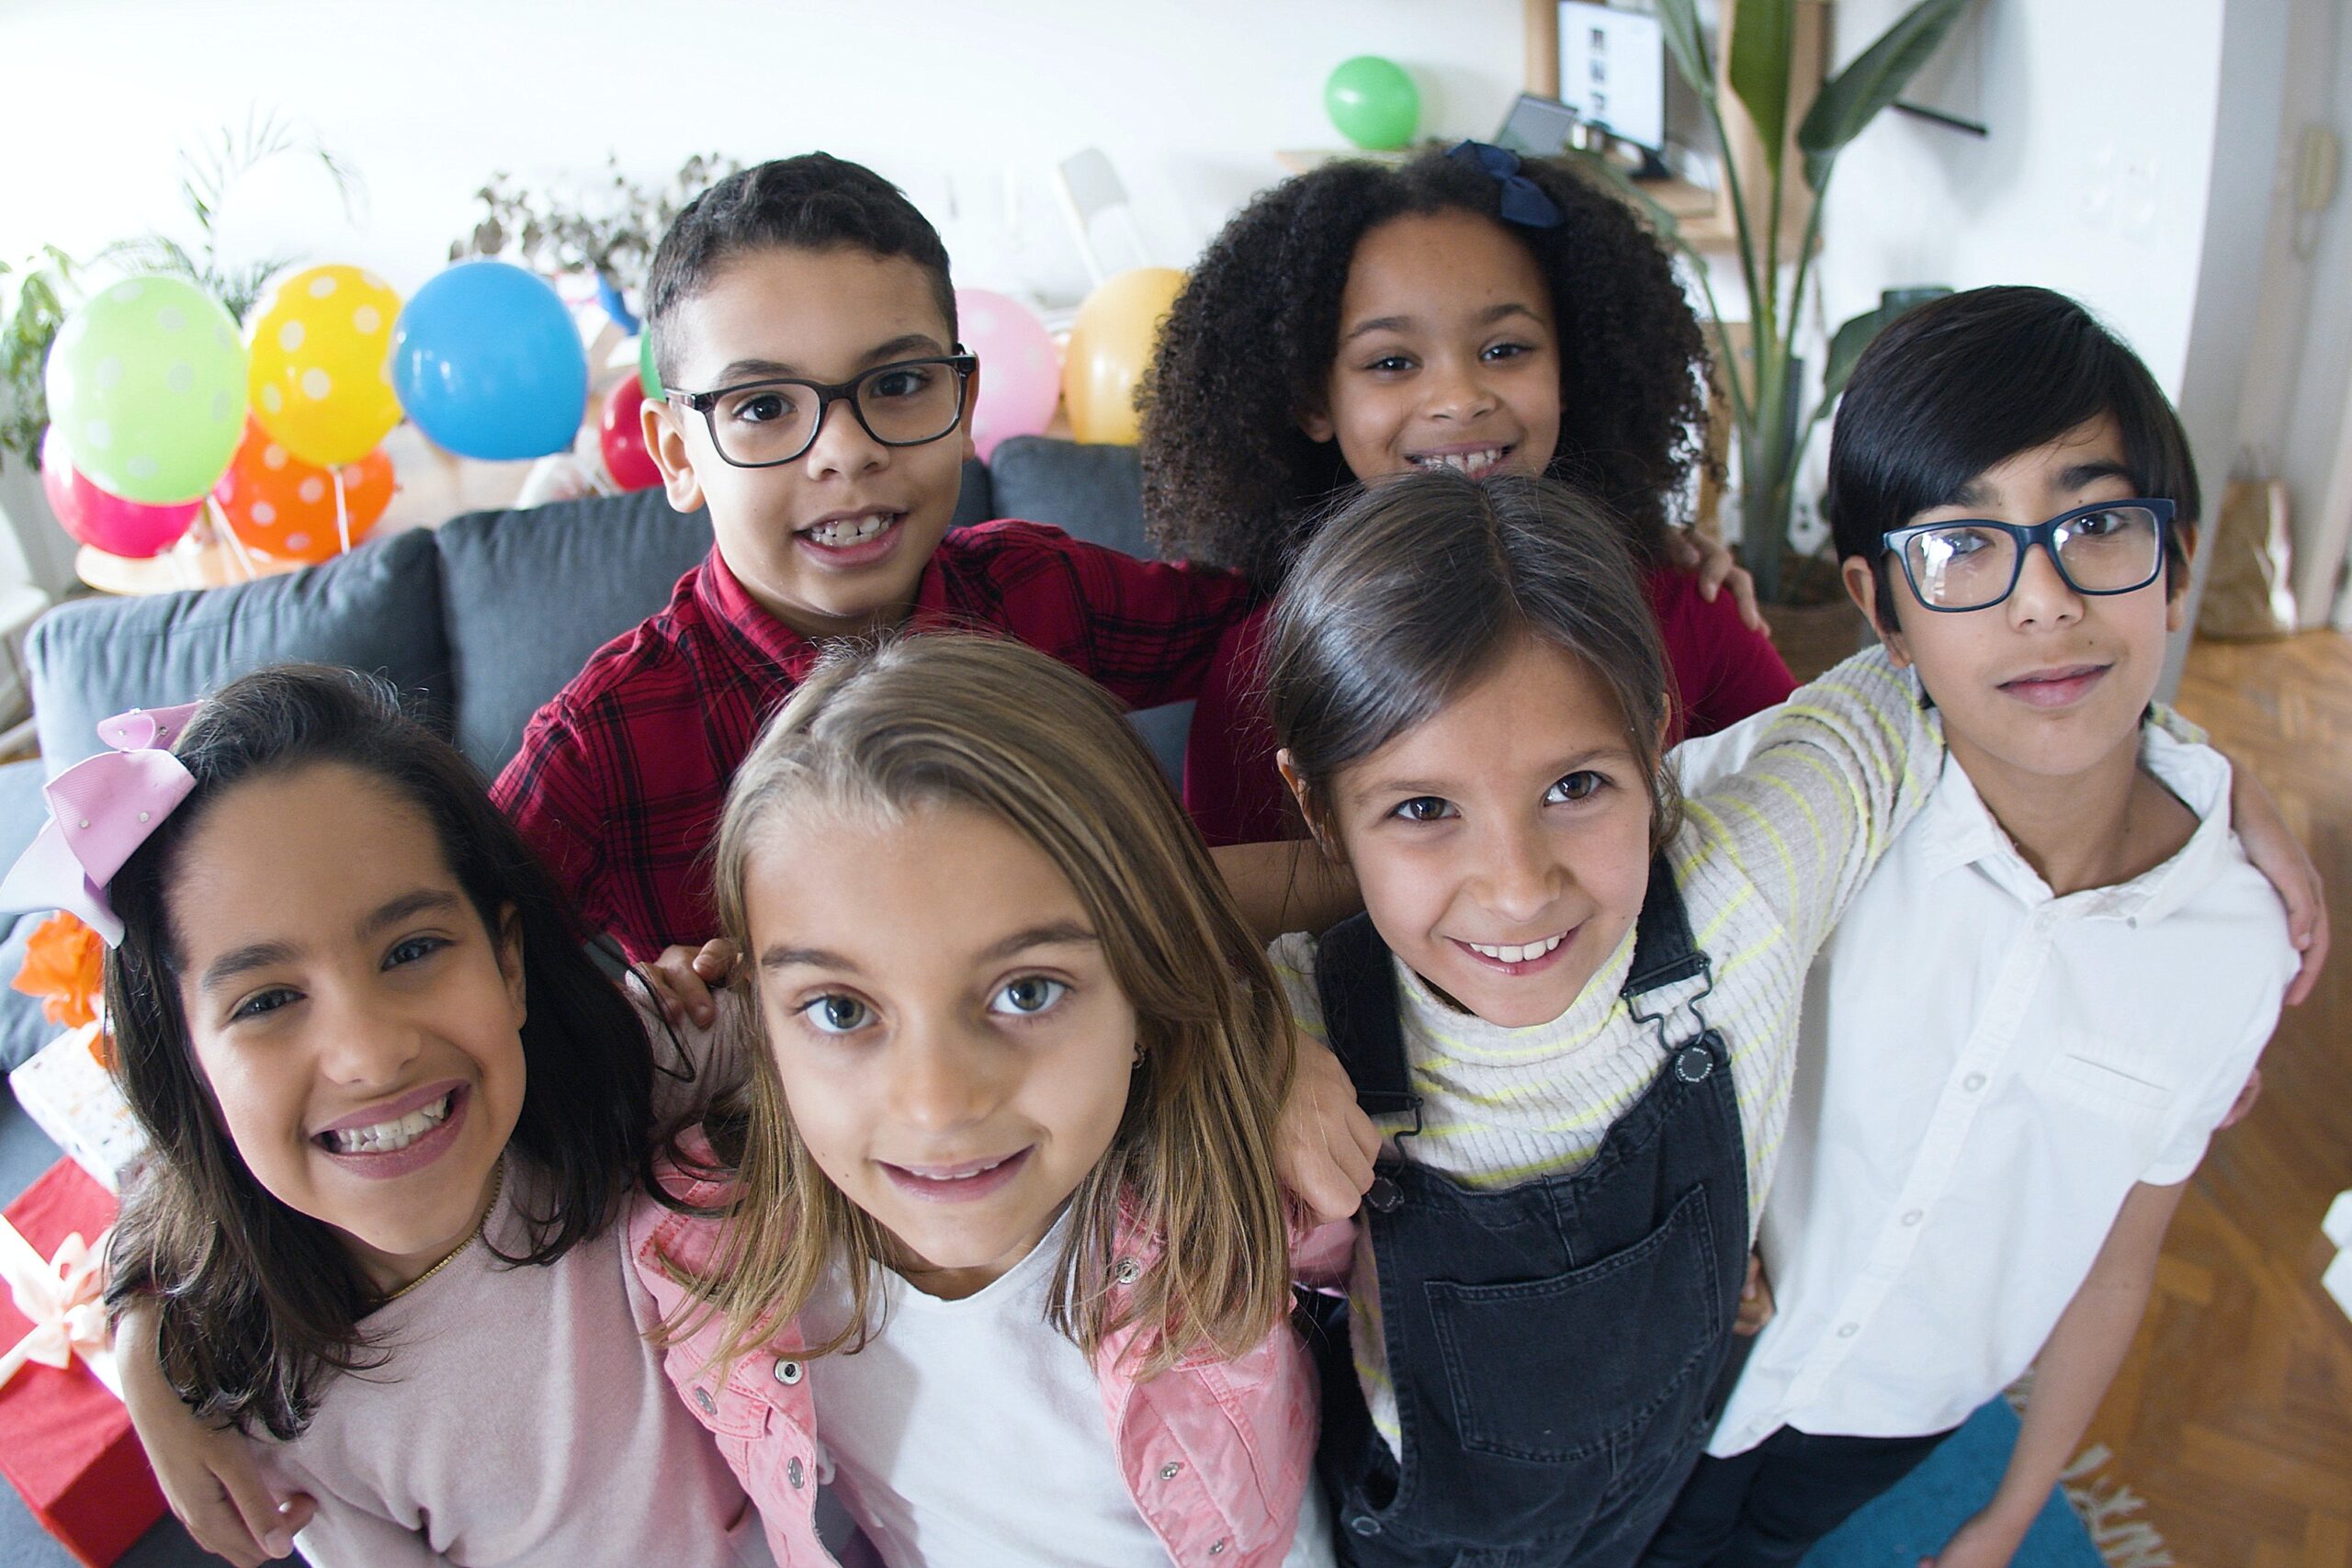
top-left (2233, 0), bottom-right (2352, 626)
top-left (0, 0), bottom-right (1529, 308)
top-left (1815, 0), bottom-right (2291, 686)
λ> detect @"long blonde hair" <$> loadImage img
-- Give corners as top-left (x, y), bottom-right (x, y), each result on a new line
top-left (666, 634), bottom-right (1296, 1378)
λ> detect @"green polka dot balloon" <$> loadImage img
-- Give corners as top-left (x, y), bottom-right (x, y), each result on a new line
top-left (46, 276), bottom-right (249, 505)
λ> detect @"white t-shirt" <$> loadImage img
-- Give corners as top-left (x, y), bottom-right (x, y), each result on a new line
top-left (802, 1213), bottom-right (1335, 1568)
top-left (1672, 717), bottom-right (2293, 1452)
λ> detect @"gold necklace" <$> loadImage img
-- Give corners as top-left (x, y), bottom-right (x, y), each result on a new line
top-left (378, 1156), bottom-right (506, 1304)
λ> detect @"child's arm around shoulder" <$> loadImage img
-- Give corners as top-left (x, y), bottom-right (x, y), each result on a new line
top-left (1679, 645), bottom-right (1944, 955)
top-left (1924, 1179), bottom-right (2185, 1568)
top-left (115, 1301), bottom-right (312, 1566)
top-left (970, 520), bottom-right (1256, 709)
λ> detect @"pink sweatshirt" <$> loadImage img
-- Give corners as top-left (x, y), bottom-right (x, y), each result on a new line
top-left (257, 1158), bottom-right (769, 1567)
top-left (628, 1137), bottom-right (1352, 1568)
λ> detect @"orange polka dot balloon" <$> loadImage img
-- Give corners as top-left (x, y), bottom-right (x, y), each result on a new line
top-left (213, 417), bottom-right (394, 563)
top-left (247, 265), bottom-right (404, 469)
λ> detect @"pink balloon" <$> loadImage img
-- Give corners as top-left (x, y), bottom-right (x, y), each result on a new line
top-left (598, 378), bottom-right (663, 491)
top-left (956, 289), bottom-right (1060, 460)
top-left (40, 427), bottom-right (200, 558)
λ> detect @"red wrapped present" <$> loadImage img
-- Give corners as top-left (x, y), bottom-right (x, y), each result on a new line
top-left (0, 1159), bottom-right (165, 1566)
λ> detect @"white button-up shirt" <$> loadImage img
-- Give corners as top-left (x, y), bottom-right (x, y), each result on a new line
top-left (1672, 718), bottom-right (2293, 1453)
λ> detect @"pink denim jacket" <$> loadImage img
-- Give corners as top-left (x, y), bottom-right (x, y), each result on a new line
top-left (628, 1136), bottom-right (1353, 1568)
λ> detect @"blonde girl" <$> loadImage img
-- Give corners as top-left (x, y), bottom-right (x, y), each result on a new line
top-left (631, 634), bottom-right (1350, 1568)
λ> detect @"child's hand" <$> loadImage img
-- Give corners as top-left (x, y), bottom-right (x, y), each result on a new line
top-left (1920, 1506), bottom-right (2030, 1568)
top-left (636, 939), bottom-right (740, 1029)
top-left (2228, 766), bottom-right (2328, 1005)
top-left (2217, 1066), bottom-right (2264, 1130)
top-left (1276, 1031), bottom-right (1379, 1224)
top-left (1732, 1250), bottom-right (1775, 1336)
top-left (117, 1302), bottom-right (314, 1564)
top-left (1665, 527), bottom-right (1766, 633)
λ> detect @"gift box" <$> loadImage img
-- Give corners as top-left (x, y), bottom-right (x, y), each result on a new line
top-left (9, 1025), bottom-right (146, 1192)
top-left (0, 1158), bottom-right (165, 1567)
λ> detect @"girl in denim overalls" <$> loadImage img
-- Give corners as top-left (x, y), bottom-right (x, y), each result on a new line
top-left (1261, 471), bottom-right (1945, 1568)
top-left (633, 635), bottom-right (1351, 1568)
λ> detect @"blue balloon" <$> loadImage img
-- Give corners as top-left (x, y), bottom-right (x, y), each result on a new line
top-left (390, 261), bottom-right (588, 460)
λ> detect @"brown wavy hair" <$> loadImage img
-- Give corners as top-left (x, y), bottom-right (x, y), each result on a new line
top-left (661, 634), bottom-right (1296, 1379)
top-left (1265, 470), bottom-right (1683, 853)
top-left (99, 666), bottom-right (662, 1439)
top-left (1140, 146), bottom-right (1710, 595)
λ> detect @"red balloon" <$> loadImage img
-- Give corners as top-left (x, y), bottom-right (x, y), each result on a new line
top-left (40, 426), bottom-right (199, 558)
top-left (212, 417), bottom-right (394, 563)
top-left (598, 378), bottom-right (662, 491)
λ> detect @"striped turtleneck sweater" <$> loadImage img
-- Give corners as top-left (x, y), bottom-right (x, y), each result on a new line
top-left (1271, 646), bottom-right (1946, 1456)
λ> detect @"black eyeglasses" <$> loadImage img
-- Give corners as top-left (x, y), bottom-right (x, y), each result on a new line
top-left (666, 351), bottom-right (978, 468)
top-left (1883, 498), bottom-right (2174, 613)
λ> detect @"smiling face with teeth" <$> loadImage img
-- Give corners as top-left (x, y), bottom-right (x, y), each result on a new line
top-left (171, 765), bottom-right (528, 1295)
top-left (1300, 208), bottom-right (1562, 492)
top-left (1304, 630), bottom-right (1657, 1031)
top-left (645, 243), bottom-right (978, 641)
top-left (743, 802), bottom-right (1139, 1302)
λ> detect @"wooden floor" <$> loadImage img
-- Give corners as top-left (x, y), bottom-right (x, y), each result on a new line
top-left (2083, 632), bottom-right (2352, 1566)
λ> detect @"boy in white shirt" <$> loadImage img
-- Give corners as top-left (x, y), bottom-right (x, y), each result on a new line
top-left (1643, 286), bottom-right (2299, 1568)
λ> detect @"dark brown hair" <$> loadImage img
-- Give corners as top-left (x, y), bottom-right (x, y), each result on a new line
top-left (1140, 146), bottom-right (1709, 594)
top-left (100, 666), bottom-right (659, 1439)
top-left (644, 152), bottom-right (957, 388)
top-left (1827, 286), bottom-right (2199, 626)
top-left (666, 635), bottom-right (1297, 1379)
top-left (1265, 470), bottom-right (1681, 848)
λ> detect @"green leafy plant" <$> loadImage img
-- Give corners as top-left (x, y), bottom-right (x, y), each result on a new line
top-left (0, 248), bottom-right (77, 471)
top-left (99, 107), bottom-right (361, 324)
top-left (0, 110), bottom-right (357, 472)
top-left (449, 152), bottom-right (740, 299)
top-left (1585, 0), bottom-right (1972, 601)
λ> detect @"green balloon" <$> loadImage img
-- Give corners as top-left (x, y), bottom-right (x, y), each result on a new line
top-left (45, 276), bottom-right (247, 505)
top-left (1325, 55), bottom-right (1420, 151)
top-left (638, 329), bottom-right (661, 399)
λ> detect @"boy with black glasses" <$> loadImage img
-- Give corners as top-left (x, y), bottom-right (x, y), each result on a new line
top-left (1645, 286), bottom-right (2305, 1568)
top-left (492, 154), bottom-right (1254, 967)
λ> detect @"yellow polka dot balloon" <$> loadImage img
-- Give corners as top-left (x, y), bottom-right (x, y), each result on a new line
top-left (246, 265), bottom-right (404, 469)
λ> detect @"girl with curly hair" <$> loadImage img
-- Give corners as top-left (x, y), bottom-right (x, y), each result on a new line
top-left (1141, 141), bottom-right (1797, 845)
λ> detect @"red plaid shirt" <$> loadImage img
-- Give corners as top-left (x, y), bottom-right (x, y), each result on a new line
top-left (492, 522), bottom-right (1252, 962)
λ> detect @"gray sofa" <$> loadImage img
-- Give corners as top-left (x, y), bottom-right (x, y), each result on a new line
top-left (0, 443), bottom-right (1145, 1567)
top-left (0, 435), bottom-right (1168, 1077)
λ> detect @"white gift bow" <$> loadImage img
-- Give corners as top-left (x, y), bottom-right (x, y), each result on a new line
top-left (0, 1213), bottom-right (112, 1393)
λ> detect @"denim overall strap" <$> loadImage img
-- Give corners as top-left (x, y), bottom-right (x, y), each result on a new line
top-left (1314, 859), bottom-right (1752, 1568)
top-left (1313, 910), bottom-right (1423, 1122)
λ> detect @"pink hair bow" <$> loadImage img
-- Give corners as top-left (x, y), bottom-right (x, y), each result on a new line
top-left (0, 703), bottom-right (202, 946)
top-left (0, 1214), bottom-right (112, 1393)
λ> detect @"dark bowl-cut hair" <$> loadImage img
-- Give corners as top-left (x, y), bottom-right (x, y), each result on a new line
top-left (1141, 146), bottom-right (1709, 595)
top-left (643, 152), bottom-right (957, 388)
top-left (1265, 469), bottom-right (1681, 850)
top-left (100, 665), bottom-right (658, 1439)
top-left (1827, 285), bottom-right (2199, 628)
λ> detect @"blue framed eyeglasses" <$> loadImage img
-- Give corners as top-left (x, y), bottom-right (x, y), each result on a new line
top-left (1883, 498), bottom-right (2175, 613)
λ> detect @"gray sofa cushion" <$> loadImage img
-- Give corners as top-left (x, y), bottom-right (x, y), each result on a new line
top-left (436, 491), bottom-right (716, 778)
top-left (985, 437), bottom-right (1147, 557)
top-left (28, 527), bottom-right (455, 770)
top-left (980, 439), bottom-right (1187, 779)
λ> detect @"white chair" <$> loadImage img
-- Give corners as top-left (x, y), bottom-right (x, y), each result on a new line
top-left (1053, 148), bottom-right (1153, 288)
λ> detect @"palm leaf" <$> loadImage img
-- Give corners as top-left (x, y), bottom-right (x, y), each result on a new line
top-left (1797, 0), bottom-right (1974, 191)
top-left (1726, 0), bottom-right (1797, 177)
top-left (1654, 0), bottom-right (1716, 103)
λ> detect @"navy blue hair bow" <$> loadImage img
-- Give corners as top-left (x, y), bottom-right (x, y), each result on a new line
top-left (1446, 141), bottom-right (1565, 230)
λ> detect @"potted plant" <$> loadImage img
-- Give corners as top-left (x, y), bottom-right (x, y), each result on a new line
top-left (450, 152), bottom-right (739, 333)
top-left (1581, 0), bottom-right (1972, 604)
